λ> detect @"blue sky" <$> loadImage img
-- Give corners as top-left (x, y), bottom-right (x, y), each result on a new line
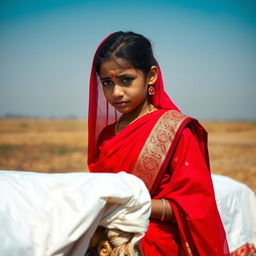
top-left (0, 0), bottom-right (255, 120)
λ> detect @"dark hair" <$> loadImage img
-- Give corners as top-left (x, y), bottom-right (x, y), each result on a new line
top-left (94, 31), bottom-right (158, 77)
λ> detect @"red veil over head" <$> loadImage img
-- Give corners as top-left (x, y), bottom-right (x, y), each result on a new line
top-left (88, 33), bottom-right (179, 165)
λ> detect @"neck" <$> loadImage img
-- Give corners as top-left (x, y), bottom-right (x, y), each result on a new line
top-left (122, 100), bottom-right (150, 123)
top-left (115, 100), bottom-right (155, 134)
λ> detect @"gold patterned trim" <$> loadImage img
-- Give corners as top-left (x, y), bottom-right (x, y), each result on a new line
top-left (231, 243), bottom-right (256, 256)
top-left (132, 110), bottom-right (188, 192)
top-left (184, 242), bottom-right (193, 256)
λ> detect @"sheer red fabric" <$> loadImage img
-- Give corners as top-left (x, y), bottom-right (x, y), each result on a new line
top-left (87, 34), bottom-right (230, 255)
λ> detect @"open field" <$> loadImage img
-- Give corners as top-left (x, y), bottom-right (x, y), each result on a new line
top-left (0, 119), bottom-right (255, 191)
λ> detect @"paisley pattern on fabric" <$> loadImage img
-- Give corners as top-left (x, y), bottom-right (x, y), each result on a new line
top-left (132, 110), bottom-right (188, 191)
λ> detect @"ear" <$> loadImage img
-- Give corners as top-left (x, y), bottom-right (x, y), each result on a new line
top-left (147, 66), bottom-right (158, 85)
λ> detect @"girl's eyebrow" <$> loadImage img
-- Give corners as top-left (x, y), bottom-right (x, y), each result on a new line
top-left (100, 73), bottom-right (135, 80)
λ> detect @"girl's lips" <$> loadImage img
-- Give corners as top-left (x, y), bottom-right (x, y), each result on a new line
top-left (114, 101), bottom-right (129, 108)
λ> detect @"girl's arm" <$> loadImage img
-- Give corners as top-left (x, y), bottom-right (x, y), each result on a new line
top-left (150, 199), bottom-right (175, 222)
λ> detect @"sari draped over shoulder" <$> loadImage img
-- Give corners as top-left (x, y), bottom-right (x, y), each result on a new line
top-left (88, 34), bottom-right (230, 256)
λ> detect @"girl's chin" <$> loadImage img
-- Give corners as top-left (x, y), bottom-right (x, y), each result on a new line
top-left (116, 108), bottom-right (131, 114)
top-left (111, 105), bottom-right (132, 114)
top-left (113, 105), bottom-right (145, 115)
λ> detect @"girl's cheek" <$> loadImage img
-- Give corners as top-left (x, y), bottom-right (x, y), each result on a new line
top-left (103, 89), bottom-right (111, 99)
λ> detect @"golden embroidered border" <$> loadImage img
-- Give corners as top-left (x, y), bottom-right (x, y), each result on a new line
top-left (184, 242), bottom-right (193, 256)
top-left (132, 110), bottom-right (188, 191)
top-left (231, 243), bottom-right (256, 256)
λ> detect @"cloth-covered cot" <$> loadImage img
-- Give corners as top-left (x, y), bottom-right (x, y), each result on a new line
top-left (0, 171), bottom-right (151, 256)
top-left (212, 174), bottom-right (256, 255)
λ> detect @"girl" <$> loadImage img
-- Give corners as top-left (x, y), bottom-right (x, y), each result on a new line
top-left (88, 31), bottom-right (230, 255)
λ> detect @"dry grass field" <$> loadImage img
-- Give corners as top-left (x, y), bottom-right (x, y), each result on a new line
top-left (0, 119), bottom-right (255, 191)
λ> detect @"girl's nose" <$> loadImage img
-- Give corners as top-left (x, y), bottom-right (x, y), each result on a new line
top-left (112, 84), bottom-right (124, 97)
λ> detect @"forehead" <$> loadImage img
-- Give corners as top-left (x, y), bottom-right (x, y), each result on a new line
top-left (99, 58), bottom-right (137, 77)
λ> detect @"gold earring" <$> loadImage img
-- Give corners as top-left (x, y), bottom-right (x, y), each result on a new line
top-left (148, 85), bottom-right (155, 95)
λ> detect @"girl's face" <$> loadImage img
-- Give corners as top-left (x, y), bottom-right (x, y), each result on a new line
top-left (99, 58), bottom-right (149, 114)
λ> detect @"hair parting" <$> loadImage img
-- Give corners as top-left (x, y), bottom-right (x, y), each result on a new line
top-left (94, 31), bottom-right (158, 78)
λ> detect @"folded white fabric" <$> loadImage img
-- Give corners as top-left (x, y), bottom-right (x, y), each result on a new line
top-left (212, 174), bottom-right (256, 252)
top-left (0, 171), bottom-right (151, 256)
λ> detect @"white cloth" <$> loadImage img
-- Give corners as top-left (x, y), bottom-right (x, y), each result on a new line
top-left (212, 174), bottom-right (256, 252)
top-left (0, 171), bottom-right (151, 256)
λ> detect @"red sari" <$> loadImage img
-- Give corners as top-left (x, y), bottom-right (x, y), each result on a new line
top-left (88, 34), bottom-right (230, 255)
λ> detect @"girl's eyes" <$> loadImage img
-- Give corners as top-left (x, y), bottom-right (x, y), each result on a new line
top-left (102, 80), bottom-right (114, 87)
top-left (120, 77), bottom-right (133, 84)
top-left (101, 77), bottom-right (134, 87)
